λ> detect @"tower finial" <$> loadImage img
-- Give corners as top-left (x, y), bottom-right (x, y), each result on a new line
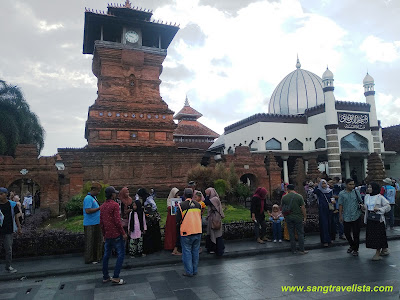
top-left (296, 54), bottom-right (301, 69)
top-left (124, 0), bottom-right (131, 8)
top-left (184, 95), bottom-right (190, 106)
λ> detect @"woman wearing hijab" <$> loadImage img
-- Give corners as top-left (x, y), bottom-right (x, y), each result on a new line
top-left (364, 182), bottom-right (391, 260)
top-left (204, 187), bottom-right (225, 256)
top-left (164, 187), bottom-right (181, 255)
top-left (250, 187), bottom-right (270, 244)
top-left (119, 187), bottom-right (133, 230)
top-left (137, 188), bottom-right (162, 254)
top-left (314, 179), bottom-right (335, 246)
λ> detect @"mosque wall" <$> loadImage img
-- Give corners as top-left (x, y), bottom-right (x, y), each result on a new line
top-left (383, 156), bottom-right (400, 179)
top-left (223, 123), bottom-right (261, 152)
top-left (257, 123), bottom-right (308, 151)
top-left (307, 113), bottom-right (329, 147)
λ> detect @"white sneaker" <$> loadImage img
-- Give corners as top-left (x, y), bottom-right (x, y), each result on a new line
top-left (279, 240), bottom-right (282, 243)
top-left (273, 240), bottom-right (277, 243)
top-left (6, 267), bottom-right (17, 273)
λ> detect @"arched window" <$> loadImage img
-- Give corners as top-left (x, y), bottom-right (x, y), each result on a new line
top-left (315, 138), bottom-right (326, 149)
top-left (249, 140), bottom-right (258, 151)
top-left (265, 138), bottom-right (282, 150)
top-left (288, 139), bottom-right (303, 150)
top-left (341, 132), bottom-right (369, 152)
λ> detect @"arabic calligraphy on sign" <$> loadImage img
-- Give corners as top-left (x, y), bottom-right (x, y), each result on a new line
top-left (337, 112), bottom-right (370, 130)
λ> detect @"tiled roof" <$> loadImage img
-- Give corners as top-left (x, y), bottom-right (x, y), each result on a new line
top-left (174, 105), bottom-right (202, 120)
top-left (175, 141), bottom-right (214, 150)
top-left (174, 120), bottom-right (219, 138)
top-left (382, 125), bottom-right (400, 152)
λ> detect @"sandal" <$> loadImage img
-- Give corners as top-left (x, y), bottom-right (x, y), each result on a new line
top-left (102, 277), bottom-right (111, 283)
top-left (112, 279), bottom-right (125, 285)
top-left (347, 247), bottom-right (353, 253)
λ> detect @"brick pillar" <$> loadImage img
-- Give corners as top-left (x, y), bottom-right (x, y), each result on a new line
top-left (325, 125), bottom-right (342, 178)
top-left (68, 156), bottom-right (84, 197)
top-left (265, 152), bottom-right (282, 196)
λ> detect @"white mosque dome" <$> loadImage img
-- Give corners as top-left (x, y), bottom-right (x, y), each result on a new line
top-left (363, 73), bottom-right (374, 85)
top-left (268, 58), bottom-right (325, 115)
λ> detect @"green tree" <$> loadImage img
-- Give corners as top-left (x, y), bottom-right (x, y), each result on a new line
top-left (0, 80), bottom-right (45, 156)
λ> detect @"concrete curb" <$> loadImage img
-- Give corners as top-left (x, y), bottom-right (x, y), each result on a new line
top-left (2, 234), bottom-right (400, 282)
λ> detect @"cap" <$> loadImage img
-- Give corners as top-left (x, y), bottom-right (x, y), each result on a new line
top-left (105, 186), bottom-right (118, 195)
top-left (0, 187), bottom-right (8, 194)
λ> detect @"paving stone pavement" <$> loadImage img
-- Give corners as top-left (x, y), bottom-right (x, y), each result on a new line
top-left (1, 239), bottom-right (400, 300)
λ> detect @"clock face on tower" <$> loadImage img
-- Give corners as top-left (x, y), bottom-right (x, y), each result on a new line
top-left (125, 31), bottom-right (139, 43)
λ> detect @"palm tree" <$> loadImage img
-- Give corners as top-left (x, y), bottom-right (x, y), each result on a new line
top-left (0, 80), bottom-right (45, 156)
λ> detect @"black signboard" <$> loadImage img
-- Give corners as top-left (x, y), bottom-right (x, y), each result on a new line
top-left (337, 112), bottom-right (370, 130)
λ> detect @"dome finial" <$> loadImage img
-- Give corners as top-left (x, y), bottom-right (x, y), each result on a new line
top-left (184, 95), bottom-right (190, 106)
top-left (296, 54), bottom-right (301, 69)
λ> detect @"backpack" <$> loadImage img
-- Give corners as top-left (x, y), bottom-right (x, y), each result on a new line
top-left (282, 194), bottom-right (295, 217)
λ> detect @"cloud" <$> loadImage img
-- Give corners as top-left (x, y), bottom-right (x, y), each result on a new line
top-left (38, 20), bottom-right (64, 32)
top-left (157, 0), bottom-right (348, 120)
top-left (375, 92), bottom-right (400, 127)
top-left (360, 35), bottom-right (400, 63)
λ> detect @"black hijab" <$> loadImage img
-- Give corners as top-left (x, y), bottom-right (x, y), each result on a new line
top-left (130, 200), bottom-right (144, 232)
top-left (370, 182), bottom-right (381, 196)
top-left (137, 188), bottom-right (150, 200)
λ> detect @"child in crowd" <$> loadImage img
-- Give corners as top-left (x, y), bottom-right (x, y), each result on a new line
top-left (269, 204), bottom-right (284, 243)
top-left (194, 192), bottom-right (206, 212)
top-left (128, 201), bottom-right (147, 258)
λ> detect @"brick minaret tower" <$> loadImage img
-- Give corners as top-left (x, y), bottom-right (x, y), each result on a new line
top-left (83, 1), bottom-right (179, 147)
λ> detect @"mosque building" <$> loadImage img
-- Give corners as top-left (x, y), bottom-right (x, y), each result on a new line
top-left (209, 58), bottom-right (395, 183)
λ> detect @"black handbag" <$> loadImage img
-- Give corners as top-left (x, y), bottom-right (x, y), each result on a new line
top-left (367, 211), bottom-right (381, 222)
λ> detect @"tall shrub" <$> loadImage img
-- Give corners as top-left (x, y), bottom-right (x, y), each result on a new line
top-left (64, 182), bottom-right (108, 217)
top-left (214, 179), bottom-right (228, 199)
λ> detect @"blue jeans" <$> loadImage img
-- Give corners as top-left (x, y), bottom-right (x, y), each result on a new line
top-left (386, 204), bottom-right (395, 228)
top-left (180, 234), bottom-right (201, 275)
top-left (272, 222), bottom-right (282, 241)
top-left (333, 213), bottom-right (344, 237)
top-left (103, 236), bottom-right (125, 280)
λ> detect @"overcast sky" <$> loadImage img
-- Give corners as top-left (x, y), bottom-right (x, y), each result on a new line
top-left (1, 0), bottom-right (399, 156)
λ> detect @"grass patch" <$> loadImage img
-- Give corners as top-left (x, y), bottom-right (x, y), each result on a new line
top-left (42, 215), bottom-right (84, 233)
top-left (43, 198), bottom-right (250, 233)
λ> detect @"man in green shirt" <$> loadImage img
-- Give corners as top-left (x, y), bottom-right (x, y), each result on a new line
top-left (338, 178), bottom-right (362, 256)
top-left (281, 184), bottom-right (308, 254)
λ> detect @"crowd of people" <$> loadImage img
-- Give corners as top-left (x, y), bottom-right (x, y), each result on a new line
top-left (251, 176), bottom-right (397, 261)
top-left (0, 174), bottom-right (398, 279)
top-left (82, 181), bottom-right (225, 283)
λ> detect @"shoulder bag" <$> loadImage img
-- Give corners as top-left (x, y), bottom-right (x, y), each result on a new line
top-left (211, 207), bottom-right (222, 230)
top-left (367, 196), bottom-right (381, 222)
top-left (323, 193), bottom-right (335, 211)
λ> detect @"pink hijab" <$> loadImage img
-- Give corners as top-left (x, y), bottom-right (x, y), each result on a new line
top-left (205, 187), bottom-right (225, 218)
top-left (119, 187), bottom-right (133, 207)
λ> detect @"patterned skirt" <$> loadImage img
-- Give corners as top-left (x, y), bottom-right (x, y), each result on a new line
top-left (366, 220), bottom-right (388, 250)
